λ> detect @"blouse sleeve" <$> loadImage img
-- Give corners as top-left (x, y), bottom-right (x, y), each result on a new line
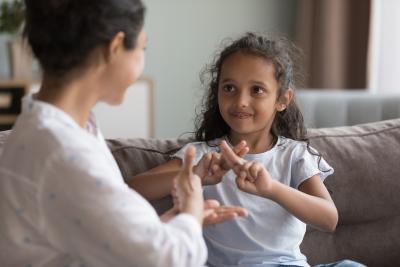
top-left (290, 144), bottom-right (334, 189)
top-left (38, 146), bottom-right (207, 267)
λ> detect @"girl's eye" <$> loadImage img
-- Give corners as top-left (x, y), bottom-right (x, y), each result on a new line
top-left (252, 86), bottom-right (265, 95)
top-left (222, 84), bottom-right (235, 93)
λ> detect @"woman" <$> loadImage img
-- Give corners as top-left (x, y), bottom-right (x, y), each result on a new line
top-left (0, 1), bottom-right (245, 266)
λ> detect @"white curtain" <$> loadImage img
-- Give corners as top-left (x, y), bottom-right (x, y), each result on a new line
top-left (368, 0), bottom-right (400, 93)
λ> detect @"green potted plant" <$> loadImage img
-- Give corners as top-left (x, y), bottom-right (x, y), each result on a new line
top-left (0, 0), bottom-right (25, 34)
top-left (0, 0), bottom-right (32, 80)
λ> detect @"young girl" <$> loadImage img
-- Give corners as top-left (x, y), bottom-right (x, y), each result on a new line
top-left (131, 33), bottom-right (365, 267)
top-left (0, 1), bottom-right (246, 266)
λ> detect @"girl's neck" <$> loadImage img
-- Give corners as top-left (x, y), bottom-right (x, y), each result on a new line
top-left (228, 131), bottom-right (276, 154)
top-left (36, 73), bottom-right (99, 128)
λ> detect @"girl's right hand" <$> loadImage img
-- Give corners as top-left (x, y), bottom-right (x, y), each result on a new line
top-left (220, 141), bottom-right (275, 198)
top-left (233, 161), bottom-right (275, 198)
top-left (172, 146), bottom-right (204, 224)
top-left (193, 140), bottom-right (249, 186)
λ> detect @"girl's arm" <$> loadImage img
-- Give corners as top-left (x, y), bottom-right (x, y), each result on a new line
top-left (235, 162), bottom-right (338, 232)
top-left (128, 159), bottom-right (182, 201)
top-left (221, 141), bottom-right (338, 232)
top-left (268, 175), bottom-right (338, 232)
top-left (129, 140), bottom-right (249, 201)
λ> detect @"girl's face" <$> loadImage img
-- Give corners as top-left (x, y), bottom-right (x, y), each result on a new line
top-left (101, 29), bottom-right (146, 105)
top-left (217, 52), bottom-right (282, 140)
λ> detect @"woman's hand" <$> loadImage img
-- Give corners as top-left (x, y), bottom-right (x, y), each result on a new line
top-left (193, 140), bottom-right (249, 186)
top-left (202, 199), bottom-right (247, 225)
top-left (160, 199), bottom-right (248, 225)
top-left (172, 146), bottom-right (204, 224)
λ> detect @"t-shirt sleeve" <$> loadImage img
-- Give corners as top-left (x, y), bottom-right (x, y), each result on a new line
top-left (39, 147), bottom-right (207, 267)
top-left (290, 144), bottom-right (334, 189)
top-left (172, 142), bottom-right (208, 166)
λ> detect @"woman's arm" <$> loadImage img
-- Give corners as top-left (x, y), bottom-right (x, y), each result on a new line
top-left (128, 158), bottom-right (182, 201)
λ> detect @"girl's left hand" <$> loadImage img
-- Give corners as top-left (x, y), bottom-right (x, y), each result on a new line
top-left (233, 161), bottom-right (275, 198)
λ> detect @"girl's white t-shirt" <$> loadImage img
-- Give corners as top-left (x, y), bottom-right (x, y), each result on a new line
top-left (0, 95), bottom-right (207, 267)
top-left (175, 136), bottom-right (334, 267)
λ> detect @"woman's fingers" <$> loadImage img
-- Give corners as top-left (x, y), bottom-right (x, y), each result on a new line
top-left (203, 205), bottom-right (248, 225)
top-left (174, 146), bottom-right (204, 223)
top-left (180, 145), bottom-right (197, 190)
top-left (182, 146), bottom-right (195, 175)
top-left (160, 206), bottom-right (180, 222)
top-left (194, 152), bottom-right (213, 180)
top-left (204, 199), bottom-right (220, 209)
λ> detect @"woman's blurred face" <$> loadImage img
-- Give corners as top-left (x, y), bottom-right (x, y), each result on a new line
top-left (101, 29), bottom-right (146, 105)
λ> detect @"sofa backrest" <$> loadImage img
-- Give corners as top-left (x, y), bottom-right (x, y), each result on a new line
top-left (302, 119), bottom-right (400, 266)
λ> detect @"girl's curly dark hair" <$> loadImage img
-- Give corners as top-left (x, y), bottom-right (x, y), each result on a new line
top-left (194, 32), bottom-right (330, 173)
top-left (195, 32), bottom-right (307, 142)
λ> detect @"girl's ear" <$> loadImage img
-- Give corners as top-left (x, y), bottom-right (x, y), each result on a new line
top-left (277, 88), bottom-right (294, 111)
top-left (104, 31), bottom-right (125, 62)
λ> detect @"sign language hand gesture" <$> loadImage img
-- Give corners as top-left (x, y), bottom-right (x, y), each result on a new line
top-left (193, 140), bottom-right (249, 186)
top-left (233, 161), bottom-right (274, 198)
top-left (172, 145), bottom-right (204, 223)
top-left (220, 141), bottom-right (274, 198)
top-left (167, 144), bottom-right (248, 225)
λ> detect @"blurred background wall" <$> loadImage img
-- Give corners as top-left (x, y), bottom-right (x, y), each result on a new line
top-left (141, 0), bottom-right (297, 138)
top-left (1, 0), bottom-right (399, 138)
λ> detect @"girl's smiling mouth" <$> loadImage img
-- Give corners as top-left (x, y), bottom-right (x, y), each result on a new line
top-left (230, 111), bottom-right (253, 119)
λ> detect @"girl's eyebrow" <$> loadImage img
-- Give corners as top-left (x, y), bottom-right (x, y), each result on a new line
top-left (249, 80), bottom-right (268, 87)
top-left (220, 78), bottom-right (235, 83)
top-left (220, 78), bottom-right (270, 89)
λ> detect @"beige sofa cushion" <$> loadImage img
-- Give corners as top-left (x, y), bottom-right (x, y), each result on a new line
top-left (302, 119), bottom-right (400, 266)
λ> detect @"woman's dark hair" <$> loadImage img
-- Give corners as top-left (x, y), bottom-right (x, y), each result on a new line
top-left (23, 0), bottom-right (145, 76)
top-left (195, 32), bottom-right (328, 172)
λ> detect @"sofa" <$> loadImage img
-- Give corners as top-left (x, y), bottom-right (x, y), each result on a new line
top-left (106, 118), bottom-right (400, 267)
top-left (1, 118), bottom-right (400, 266)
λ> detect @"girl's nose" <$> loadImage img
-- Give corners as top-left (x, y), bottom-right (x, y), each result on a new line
top-left (236, 92), bottom-right (250, 108)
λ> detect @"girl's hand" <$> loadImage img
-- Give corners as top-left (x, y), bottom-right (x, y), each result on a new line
top-left (172, 146), bottom-right (204, 224)
top-left (220, 142), bottom-right (275, 198)
top-left (218, 140), bottom-right (248, 169)
top-left (193, 140), bottom-right (249, 186)
top-left (233, 161), bottom-right (275, 198)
